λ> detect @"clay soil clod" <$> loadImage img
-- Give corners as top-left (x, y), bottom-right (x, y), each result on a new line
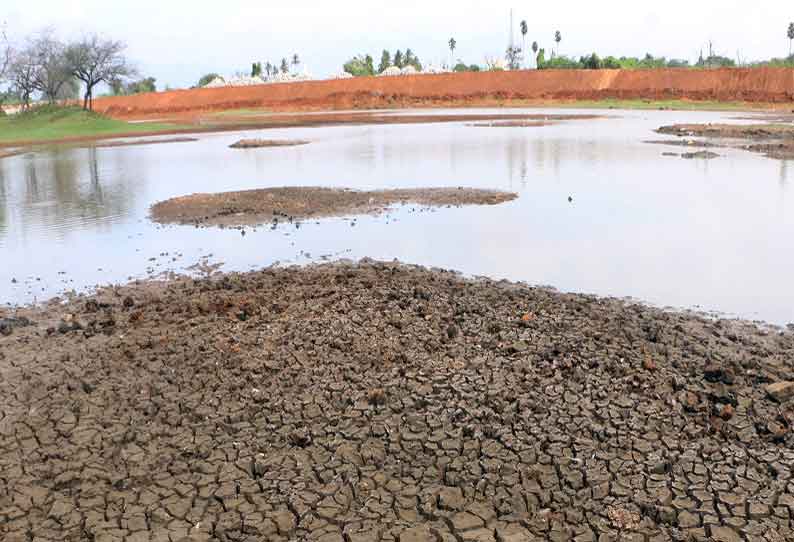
top-left (150, 186), bottom-right (519, 227)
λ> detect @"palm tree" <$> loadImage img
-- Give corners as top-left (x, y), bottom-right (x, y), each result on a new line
top-left (292, 54), bottom-right (300, 72)
top-left (520, 21), bottom-right (528, 68)
top-left (448, 38), bottom-right (457, 69)
top-left (788, 23), bottom-right (794, 57)
top-left (554, 31), bottom-right (562, 57)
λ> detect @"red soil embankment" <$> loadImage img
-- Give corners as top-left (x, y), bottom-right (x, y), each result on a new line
top-left (96, 68), bottom-right (794, 118)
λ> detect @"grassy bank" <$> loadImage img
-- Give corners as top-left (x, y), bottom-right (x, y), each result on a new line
top-left (0, 106), bottom-right (181, 145)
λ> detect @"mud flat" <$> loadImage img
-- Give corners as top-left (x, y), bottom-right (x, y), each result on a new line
top-left (656, 123), bottom-right (794, 159)
top-left (1, 261), bottom-right (793, 541)
top-left (150, 186), bottom-right (518, 227)
top-left (229, 139), bottom-right (310, 149)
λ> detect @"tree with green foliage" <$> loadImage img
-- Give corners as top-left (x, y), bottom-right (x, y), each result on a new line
top-left (580, 53), bottom-right (601, 69)
top-left (448, 38), bottom-right (456, 68)
top-left (520, 21), bottom-right (528, 67)
top-left (405, 49), bottom-right (422, 71)
top-left (394, 49), bottom-right (404, 69)
top-left (280, 58), bottom-right (289, 74)
top-left (788, 23), bottom-right (794, 57)
top-left (197, 73), bottom-right (220, 87)
top-left (251, 62), bottom-right (262, 77)
top-left (378, 50), bottom-right (392, 73)
top-left (536, 48), bottom-right (545, 68)
top-left (554, 31), bottom-right (562, 56)
top-left (292, 54), bottom-right (300, 72)
top-left (343, 55), bottom-right (375, 77)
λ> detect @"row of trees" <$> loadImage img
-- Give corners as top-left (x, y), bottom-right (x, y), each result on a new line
top-left (0, 28), bottom-right (136, 110)
top-left (343, 49), bottom-right (422, 77)
top-left (251, 54), bottom-right (301, 78)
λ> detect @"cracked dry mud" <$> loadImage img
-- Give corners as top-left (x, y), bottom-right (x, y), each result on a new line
top-left (1, 262), bottom-right (794, 542)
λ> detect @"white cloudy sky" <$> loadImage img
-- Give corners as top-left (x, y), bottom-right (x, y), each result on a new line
top-left (4, 0), bottom-right (793, 88)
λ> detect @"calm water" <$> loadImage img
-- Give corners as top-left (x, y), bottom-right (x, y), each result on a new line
top-left (1, 108), bottom-right (793, 324)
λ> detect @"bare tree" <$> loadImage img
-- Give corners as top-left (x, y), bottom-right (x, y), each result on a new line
top-left (0, 23), bottom-right (11, 81)
top-left (65, 35), bottom-right (133, 110)
top-left (30, 33), bottom-right (72, 103)
top-left (8, 49), bottom-right (38, 109)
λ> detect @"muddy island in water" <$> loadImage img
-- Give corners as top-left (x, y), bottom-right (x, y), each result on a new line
top-left (0, 261), bottom-right (793, 540)
top-left (150, 186), bottom-right (519, 227)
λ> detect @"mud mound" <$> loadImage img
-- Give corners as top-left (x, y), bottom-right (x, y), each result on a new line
top-left (656, 123), bottom-right (794, 159)
top-left (93, 68), bottom-right (794, 118)
top-left (1, 261), bottom-right (793, 541)
top-left (469, 120), bottom-right (552, 127)
top-left (229, 139), bottom-right (310, 149)
top-left (150, 187), bottom-right (518, 227)
top-left (657, 123), bottom-right (794, 139)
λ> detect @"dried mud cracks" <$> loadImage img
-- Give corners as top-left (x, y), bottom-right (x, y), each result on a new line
top-left (1, 262), bottom-right (793, 542)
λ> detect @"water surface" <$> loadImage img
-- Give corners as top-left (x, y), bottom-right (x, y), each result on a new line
top-left (1, 108), bottom-right (792, 324)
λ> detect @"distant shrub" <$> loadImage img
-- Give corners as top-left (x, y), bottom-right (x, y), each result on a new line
top-left (343, 55), bottom-right (375, 77)
top-left (539, 55), bottom-right (582, 69)
top-left (197, 73), bottom-right (221, 87)
top-left (453, 63), bottom-right (481, 72)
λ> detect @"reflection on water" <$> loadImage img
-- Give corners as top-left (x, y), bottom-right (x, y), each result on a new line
top-left (0, 109), bottom-right (793, 324)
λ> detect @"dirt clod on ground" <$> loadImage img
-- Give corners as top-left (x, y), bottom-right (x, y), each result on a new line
top-left (1, 261), bottom-right (793, 541)
top-left (656, 123), bottom-right (794, 159)
top-left (150, 186), bottom-right (518, 227)
top-left (229, 139), bottom-right (310, 149)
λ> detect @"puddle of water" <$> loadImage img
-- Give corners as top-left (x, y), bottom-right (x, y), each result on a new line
top-left (1, 108), bottom-right (793, 324)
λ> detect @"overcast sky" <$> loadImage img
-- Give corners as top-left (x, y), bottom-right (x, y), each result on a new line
top-left (4, 0), bottom-right (794, 88)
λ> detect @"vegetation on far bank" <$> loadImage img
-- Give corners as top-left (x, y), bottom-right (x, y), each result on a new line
top-left (0, 105), bottom-right (178, 144)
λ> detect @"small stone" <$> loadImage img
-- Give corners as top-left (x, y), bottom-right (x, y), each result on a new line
top-left (766, 382), bottom-right (794, 402)
top-left (508, 341), bottom-right (528, 354)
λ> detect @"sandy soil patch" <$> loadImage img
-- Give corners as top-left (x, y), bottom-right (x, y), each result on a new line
top-left (1, 261), bottom-right (792, 540)
top-left (150, 186), bottom-right (518, 227)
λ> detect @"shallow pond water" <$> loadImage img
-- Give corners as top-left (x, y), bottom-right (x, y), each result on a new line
top-left (1, 108), bottom-right (793, 324)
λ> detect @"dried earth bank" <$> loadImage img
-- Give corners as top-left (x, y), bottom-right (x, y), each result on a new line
top-left (1, 262), bottom-right (793, 542)
top-left (229, 139), bottom-right (310, 149)
top-left (656, 123), bottom-right (794, 159)
top-left (150, 187), bottom-right (518, 227)
top-left (92, 68), bottom-right (794, 118)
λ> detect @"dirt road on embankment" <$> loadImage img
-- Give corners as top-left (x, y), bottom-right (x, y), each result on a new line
top-left (94, 68), bottom-right (794, 119)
